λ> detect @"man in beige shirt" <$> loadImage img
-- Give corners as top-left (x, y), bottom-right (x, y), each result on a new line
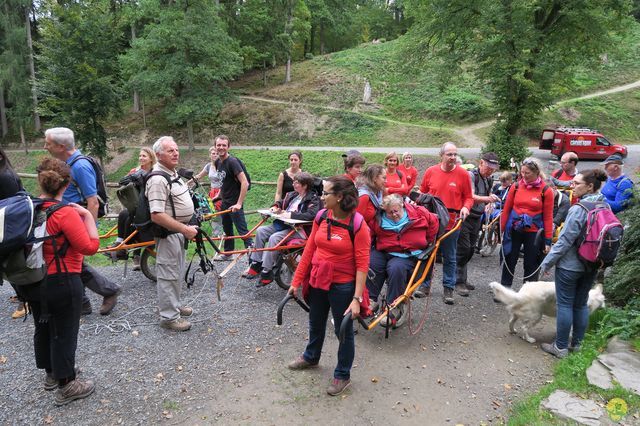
top-left (147, 136), bottom-right (198, 331)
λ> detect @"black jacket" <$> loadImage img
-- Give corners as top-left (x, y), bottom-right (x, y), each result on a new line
top-left (275, 190), bottom-right (322, 233)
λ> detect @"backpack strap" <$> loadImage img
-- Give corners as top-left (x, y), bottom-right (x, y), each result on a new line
top-left (396, 170), bottom-right (403, 180)
top-left (68, 155), bottom-right (92, 201)
top-left (314, 208), bottom-right (362, 244)
top-left (145, 170), bottom-right (177, 219)
top-left (616, 176), bottom-right (633, 190)
top-left (553, 169), bottom-right (563, 179)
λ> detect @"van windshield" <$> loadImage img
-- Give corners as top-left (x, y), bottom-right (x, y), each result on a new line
top-left (596, 137), bottom-right (611, 146)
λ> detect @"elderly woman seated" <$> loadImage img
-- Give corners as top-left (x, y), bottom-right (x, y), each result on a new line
top-left (366, 194), bottom-right (439, 326)
top-left (243, 172), bottom-right (321, 287)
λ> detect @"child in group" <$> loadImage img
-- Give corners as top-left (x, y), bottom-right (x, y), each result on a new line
top-left (491, 171), bottom-right (514, 211)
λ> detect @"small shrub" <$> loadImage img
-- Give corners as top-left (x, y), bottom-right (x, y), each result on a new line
top-left (304, 53), bottom-right (314, 60)
top-left (483, 123), bottom-right (530, 169)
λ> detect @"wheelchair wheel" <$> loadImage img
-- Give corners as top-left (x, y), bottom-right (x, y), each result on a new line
top-left (140, 247), bottom-right (157, 282)
top-left (274, 248), bottom-right (302, 291)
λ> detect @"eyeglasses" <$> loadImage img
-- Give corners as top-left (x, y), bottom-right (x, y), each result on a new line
top-left (521, 159), bottom-right (539, 169)
top-left (322, 191), bottom-right (335, 196)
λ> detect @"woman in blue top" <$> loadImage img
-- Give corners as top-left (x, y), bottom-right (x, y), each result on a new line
top-left (539, 169), bottom-right (607, 358)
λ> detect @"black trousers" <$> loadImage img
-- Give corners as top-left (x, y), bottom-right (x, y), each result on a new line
top-left (17, 274), bottom-right (82, 380)
top-left (456, 215), bottom-right (482, 285)
top-left (500, 230), bottom-right (543, 287)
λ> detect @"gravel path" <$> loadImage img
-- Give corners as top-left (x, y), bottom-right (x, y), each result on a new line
top-left (1, 250), bottom-right (558, 425)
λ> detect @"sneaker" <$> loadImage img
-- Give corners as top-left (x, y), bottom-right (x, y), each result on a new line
top-left (257, 269), bottom-right (274, 287)
top-left (327, 378), bottom-right (351, 396)
top-left (214, 254), bottom-right (233, 262)
top-left (242, 262), bottom-right (262, 279)
top-left (569, 343), bottom-right (582, 353)
top-left (455, 284), bottom-right (469, 297)
top-left (45, 366), bottom-right (81, 391)
top-left (160, 318), bottom-right (192, 332)
top-left (104, 242), bottom-right (127, 261)
top-left (413, 285), bottom-right (431, 299)
top-left (11, 304), bottom-right (26, 319)
top-left (81, 301), bottom-right (92, 316)
top-left (443, 287), bottom-right (454, 305)
top-left (179, 306), bottom-right (193, 317)
top-left (380, 305), bottom-right (406, 328)
top-left (132, 255), bottom-right (141, 271)
top-left (540, 342), bottom-right (568, 359)
top-left (99, 291), bottom-right (120, 316)
top-left (54, 379), bottom-right (95, 406)
top-left (287, 355), bottom-right (318, 370)
top-left (465, 282), bottom-right (476, 291)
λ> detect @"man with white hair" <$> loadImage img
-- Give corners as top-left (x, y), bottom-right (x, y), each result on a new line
top-left (415, 142), bottom-right (473, 304)
top-left (601, 153), bottom-right (634, 213)
top-left (147, 136), bottom-right (198, 331)
top-left (44, 127), bottom-right (121, 316)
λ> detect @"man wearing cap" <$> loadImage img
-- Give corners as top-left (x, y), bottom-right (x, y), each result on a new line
top-left (601, 153), bottom-right (634, 214)
top-left (455, 152), bottom-right (501, 295)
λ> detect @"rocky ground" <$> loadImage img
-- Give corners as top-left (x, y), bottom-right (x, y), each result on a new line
top-left (0, 250), bottom-right (558, 425)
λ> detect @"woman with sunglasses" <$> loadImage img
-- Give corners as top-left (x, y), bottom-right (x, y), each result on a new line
top-left (538, 169), bottom-right (607, 358)
top-left (286, 176), bottom-right (371, 396)
top-left (499, 158), bottom-right (554, 287)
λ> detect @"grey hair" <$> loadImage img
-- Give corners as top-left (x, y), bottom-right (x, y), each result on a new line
top-left (381, 193), bottom-right (404, 210)
top-left (45, 127), bottom-right (75, 151)
top-left (152, 136), bottom-right (175, 154)
top-left (439, 141), bottom-right (457, 156)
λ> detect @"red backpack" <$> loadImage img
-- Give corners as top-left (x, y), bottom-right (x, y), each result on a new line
top-left (576, 201), bottom-right (623, 268)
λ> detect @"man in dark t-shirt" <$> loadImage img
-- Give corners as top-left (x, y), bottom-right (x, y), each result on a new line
top-left (214, 135), bottom-right (253, 256)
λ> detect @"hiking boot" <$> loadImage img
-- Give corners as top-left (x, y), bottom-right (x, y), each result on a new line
top-left (179, 306), bottom-right (193, 317)
top-left (132, 255), bottom-right (141, 271)
top-left (160, 318), bottom-right (192, 332)
top-left (11, 303), bottom-right (26, 319)
top-left (455, 284), bottom-right (469, 297)
top-left (287, 355), bottom-right (318, 370)
top-left (380, 305), bottom-right (405, 328)
top-left (443, 287), bottom-right (454, 305)
top-left (541, 342), bottom-right (568, 359)
top-left (45, 366), bottom-right (81, 391)
top-left (242, 262), bottom-right (262, 279)
top-left (569, 343), bottom-right (582, 353)
top-left (214, 254), bottom-right (232, 262)
top-left (257, 269), bottom-right (274, 287)
top-left (54, 379), bottom-right (95, 406)
top-left (99, 291), bottom-right (120, 316)
top-left (413, 285), bottom-right (430, 299)
top-left (465, 282), bottom-right (476, 291)
top-left (81, 301), bottom-right (92, 316)
top-left (327, 378), bottom-right (351, 396)
top-left (104, 242), bottom-right (127, 261)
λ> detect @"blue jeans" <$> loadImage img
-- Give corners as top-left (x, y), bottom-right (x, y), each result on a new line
top-left (221, 202), bottom-right (253, 251)
top-left (421, 229), bottom-right (459, 290)
top-left (367, 249), bottom-right (416, 304)
top-left (554, 267), bottom-right (597, 350)
top-left (303, 282), bottom-right (355, 380)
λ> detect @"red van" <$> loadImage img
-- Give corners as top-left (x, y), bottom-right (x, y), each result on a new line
top-left (539, 127), bottom-right (628, 160)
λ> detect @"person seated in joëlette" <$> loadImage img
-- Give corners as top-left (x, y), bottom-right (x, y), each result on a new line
top-left (366, 194), bottom-right (439, 327)
top-left (243, 172), bottom-right (321, 286)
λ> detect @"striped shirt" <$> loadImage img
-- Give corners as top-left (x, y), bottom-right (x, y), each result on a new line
top-left (146, 163), bottom-right (194, 224)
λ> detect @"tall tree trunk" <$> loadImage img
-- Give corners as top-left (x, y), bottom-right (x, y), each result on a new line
top-left (141, 97), bottom-right (147, 128)
top-left (20, 125), bottom-right (28, 154)
top-left (284, 57), bottom-right (291, 83)
top-left (0, 87), bottom-right (7, 138)
top-left (320, 23), bottom-right (325, 54)
top-left (25, 7), bottom-right (40, 131)
top-left (131, 24), bottom-right (140, 112)
top-left (310, 24), bottom-right (315, 54)
top-left (262, 60), bottom-right (267, 87)
top-left (187, 120), bottom-right (194, 151)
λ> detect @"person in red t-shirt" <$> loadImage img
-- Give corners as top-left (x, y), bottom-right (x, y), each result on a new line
top-left (384, 152), bottom-right (409, 196)
top-left (342, 152), bottom-right (366, 183)
top-left (356, 164), bottom-right (386, 223)
top-left (551, 152), bottom-right (578, 188)
top-left (415, 142), bottom-right (473, 305)
top-left (16, 158), bottom-right (99, 406)
top-left (398, 152), bottom-right (418, 191)
top-left (500, 158), bottom-right (554, 288)
top-left (287, 176), bottom-right (370, 397)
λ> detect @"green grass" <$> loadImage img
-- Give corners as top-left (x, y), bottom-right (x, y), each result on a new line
top-left (507, 309), bottom-right (640, 424)
top-left (541, 89), bottom-right (640, 144)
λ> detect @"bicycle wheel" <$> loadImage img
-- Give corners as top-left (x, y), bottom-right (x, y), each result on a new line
top-left (140, 247), bottom-right (157, 282)
top-left (274, 249), bottom-right (302, 291)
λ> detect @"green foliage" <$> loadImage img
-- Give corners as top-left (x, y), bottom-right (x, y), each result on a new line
top-left (37, 1), bottom-right (124, 160)
top-left (606, 193), bottom-right (640, 308)
top-left (484, 123), bottom-right (530, 168)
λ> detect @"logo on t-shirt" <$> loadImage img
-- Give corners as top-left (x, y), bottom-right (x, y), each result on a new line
top-left (449, 182), bottom-right (457, 187)
top-left (330, 234), bottom-right (344, 241)
top-left (532, 196), bottom-right (541, 203)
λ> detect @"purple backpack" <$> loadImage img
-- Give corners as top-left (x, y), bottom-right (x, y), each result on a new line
top-left (577, 201), bottom-right (623, 268)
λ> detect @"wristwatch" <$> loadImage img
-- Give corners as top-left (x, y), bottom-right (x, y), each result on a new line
top-left (353, 296), bottom-right (363, 303)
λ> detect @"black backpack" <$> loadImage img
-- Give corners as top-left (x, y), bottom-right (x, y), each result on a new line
top-left (232, 156), bottom-right (251, 190)
top-left (68, 155), bottom-right (109, 218)
top-left (409, 191), bottom-right (449, 238)
top-left (133, 171), bottom-right (178, 238)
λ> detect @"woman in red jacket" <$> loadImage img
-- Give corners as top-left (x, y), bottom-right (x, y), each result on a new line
top-left (500, 158), bottom-right (554, 287)
top-left (366, 194), bottom-right (439, 327)
top-left (287, 176), bottom-right (371, 397)
top-left (356, 164), bottom-right (386, 223)
top-left (17, 158), bottom-right (99, 406)
top-left (384, 152), bottom-right (409, 196)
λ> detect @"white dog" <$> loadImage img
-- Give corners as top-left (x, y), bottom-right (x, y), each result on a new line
top-left (489, 281), bottom-right (606, 343)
